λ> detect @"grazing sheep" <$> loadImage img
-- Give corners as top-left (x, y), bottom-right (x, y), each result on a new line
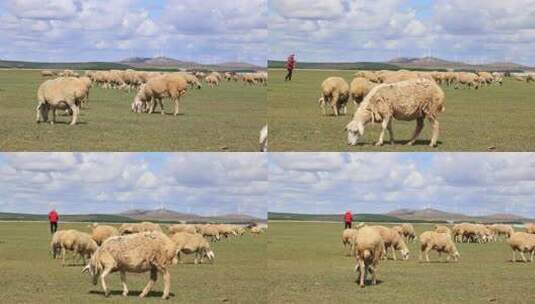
top-left (259, 124), bottom-right (268, 152)
top-left (118, 222), bottom-right (162, 235)
top-left (342, 228), bottom-right (358, 256)
top-left (205, 75), bottom-right (220, 87)
top-left (318, 77), bottom-right (350, 116)
top-left (82, 231), bottom-right (177, 299)
top-left (89, 224), bottom-right (119, 246)
top-left (398, 223), bottom-right (416, 242)
top-left (134, 74), bottom-right (188, 116)
top-left (196, 224), bottom-right (221, 241)
top-left (51, 230), bottom-right (98, 266)
top-left (419, 231), bottom-right (459, 262)
top-left (525, 223), bottom-right (535, 234)
top-left (250, 226), bottom-right (264, 235)
top-left (507, 232), bottom-right (535, 262)
top-left (350, 77), bottom-right (375, 106)
top-left (345, 78), bottom-right (445, 147)
top-left (41, 70), bottom-right (55, 77)
top-left (168, 224), bottom-right (197, 234)
top-left (36, 77), bottom-right (89, 125)
top-left (455, 72), bottom-right (481, 89)
top-left (171, 232), bottom-right (215, 264)
top-left (369, 225), bottom-right (409, 261)
top-left (434, 225), bottom-right (452, 236)
top-left (489, 224), bottom-right (514, 239)
top-left (353, 226), bottom-right (385, 288)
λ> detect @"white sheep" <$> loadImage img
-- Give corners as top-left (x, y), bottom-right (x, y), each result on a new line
top-left (353, 226), bottom-right (385, 288)
top-left (318, 77), bottom-right (350, 116)
top-left (419, 231), bottom-right (459, 262)
top-left (506, 232), bottom-right (535, 262)
top-left (345, 78), bottom-right (445, 147)
top-left (171, 232), bottom-right (215, 264)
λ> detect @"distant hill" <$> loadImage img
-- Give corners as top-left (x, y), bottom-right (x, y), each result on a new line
top-left (0, 212), bottom-right (134, 223)
top-left (268, 212), bottom-right (406, 223)
top-left (268, 57), bottom-right (534, 72)
top-left (386, 208), bottom-right (532, 223)
top-left (0, 60), bottom-right (131, 70)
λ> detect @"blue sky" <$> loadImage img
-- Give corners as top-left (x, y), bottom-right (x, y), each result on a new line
top-left (269, 153), bottom-right (535, 218)
top-left (269, 0), bottom-right (535, 66)
top-left (0, 0), bottom-right (267, 65)
top-left (0, 153), bottom-right (267, 218)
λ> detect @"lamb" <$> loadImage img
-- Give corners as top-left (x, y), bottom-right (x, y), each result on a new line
top-left (345, 78), bottom-right (445, 147)
top-left (118, 222), bottom-right (162, 235)
top-left (36, 77), bottom-right (89, 125)
top-left (89, 224), bottom-right (119, 246)
top-left (133, 74), bottom-right (188, 116)
top-left (171, 232), bottom-right (215, 264)
top-left (350, 77), bottom-right (375, 106)
top-left (82, 231), bottom-right (178, 299)
top-left (51, 229), bottom-right (98, 266)
top-left (318, 77), bottom-right (350, 116)
top-left (506, 232), bottom-right (535, 262)
top-left (259, 124), bottom-right (268, 152)
top-left (526, 223), bottom-right (535, 234)
top-left (353, 226), bottom-right (385, 288)
top-left (419, 231), bottom-right (459, 262)
top-left (369, 225), bottom-right (409, 260)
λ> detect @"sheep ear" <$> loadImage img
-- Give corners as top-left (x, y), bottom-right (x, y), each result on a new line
top-left (82, 265), bottom-right (90, 273)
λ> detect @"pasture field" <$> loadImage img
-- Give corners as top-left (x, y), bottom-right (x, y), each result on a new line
top-left (0, 70), bottom-right (266, 151)
top-left (268, 69), bottom-right (535, 151)
top-left (0, 222), bottom-right (267, 304)
top-left (266, 221), bottom-right (535, 304)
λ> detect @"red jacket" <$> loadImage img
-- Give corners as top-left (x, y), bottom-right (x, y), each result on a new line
top-left (344, 212), bottom-right (352, 223)
top-left (286, 55), bottom-right (296, 70)
top-left (48, 210), bottom-right (59, 223)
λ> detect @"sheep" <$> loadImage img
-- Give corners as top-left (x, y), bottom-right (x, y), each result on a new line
top-left (434, 225), bottom-right (452, 236)
top-left (455, 72), bottom-right (481, 89)
top-left (506, 232), bottom-right (535, 262)
top-left (51, 229), bottom-right (98, 266)
top-left (89, 224), bottom-right (119, 246)
top-left (82, 231), bottom-right (178, 299)
top-left (216, 224), bottom-right (238, 238)
top-left (41, 70), bottom-right (55, 77)
top-left (259, 124), bottom-right (268, 152)
top-left (133, 74), bottom-right (188, 116)
top-left (526, 223), bottom-right (535, 234)
top-left (250, 226), bottom-right (263, 235)
top-left (196, 224), bottom-right (221, 241)
top-left (345, 78), bottom-right (445, 147)
top-left (318, 77), bottom-right (350, 116)
top-left (168, 224), bottom-right (197, 234)
top-left (118, 222), bottom-right (162, 235)
top-left (353, 226), bottom-right (385, 288)
top-left (171, 232), bottom-right (215, 264)
top-left (176, 72), bottom-right (202, 89)
top-left (36, 77), bottom-right (88, 125)
top-left (397, 223), bottom-right (416, 242)
top-left (205, 74), bottom-right (220, 87)
top-left (369, 225), bottom-right (409, 261)
top-left (342, 228), bottom-right (358, 256)
top-left (489, 224), bottom-right (514, 239)
top-left (350, 77), bottom-right (375, 106)
top-left (419, 231), bottom-right (459, 262)
top-left (353, 71), bottom-right (379, 83)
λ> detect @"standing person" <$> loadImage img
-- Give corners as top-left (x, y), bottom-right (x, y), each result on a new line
top-left (344, 210), bottom-right (353, 229)
top-left (48, 209), bottom-right (59, 234)
top-left (285, 54), bottom-right (296, 81)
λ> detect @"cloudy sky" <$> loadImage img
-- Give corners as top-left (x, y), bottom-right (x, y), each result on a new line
top-left (0, 0), bottom-right (267, 65)
top-left (269, 153), bottom-right (535, 217)
top-left (269, 0), bottom-right (535, 66)
top-left (0, 153), bottom-right (267, 218)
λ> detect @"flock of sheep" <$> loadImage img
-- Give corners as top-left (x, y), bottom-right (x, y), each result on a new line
top-left (36, 68), bottom-right (267, 125)
top-left (50, 221), bottom-right (267, 299)
top-left (316, 69), bottom-right (535, 147)
top-left (342, 222), bottom-right (535, 288)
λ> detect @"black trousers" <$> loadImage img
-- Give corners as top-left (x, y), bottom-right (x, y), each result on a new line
top-left (345, 222), bottom-right (352, 229)
top-left (50, 222), bottom-right (58, 234)
top-left (285, 69), bottom-right (293, 81)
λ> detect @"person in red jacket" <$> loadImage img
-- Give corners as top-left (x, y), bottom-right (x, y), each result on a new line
top-left (285, 54), bottom-right (296, 81)
top-left (48, 209), bottom-right (59, 234)
top-left (344, 210), bottom-right (353, 229)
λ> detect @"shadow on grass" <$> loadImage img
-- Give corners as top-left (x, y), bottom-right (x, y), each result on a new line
top-left (353, 279), bottom-right (384, 287)
top-left (89, 290), bottom-right (175, 298)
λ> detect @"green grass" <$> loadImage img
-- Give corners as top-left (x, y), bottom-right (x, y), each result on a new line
top-left (268, 69), bottom-right (535, 151)
top-left (267, 221), bottom-right (535, 304)
top-left (0, 70), bottom-right (265, 151)
top-left (0, 222), bottom-right (267, 304)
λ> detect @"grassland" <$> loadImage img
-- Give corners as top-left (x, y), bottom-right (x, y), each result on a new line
top-left (0, 70), bottom-right (265, 151)
top-left (268, 69), bottom-right (535, 151)
top-left (267, 221), bottom-right (535, 304)
top-left (0, 222), bottom-right (266, 304)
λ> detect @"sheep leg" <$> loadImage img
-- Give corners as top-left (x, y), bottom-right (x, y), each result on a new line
top-left (51, 107), bottom-right (56, 124)
top-left (358, 259), bottom-right (366, 288)
top-left (173, 97), bottom-right (180, 116)
top-left (369, 265), bottom-right (376, 285)
top-left (100, 267), bottom-right (112, 297)
top-left (70, 104), bottom-right (79, 125)
top-left (148, 98), bottom-right (156, 114)
top-left (139, 268), bottom-right (158, 298)
top-left (407, 118), bottom-right (424, 145)
top-left (161, 269), bottom-right (171, 299)
top-left (375, 117), bottom-right (390, 146)
top-left (120, 271), bottom-right (129, 296)
top-left (520, 251), bottom-right (527, 263)
top-left (391, 246), bottom-right (397, 261)
top-left (428, 117), bottom-right (439, 147)
top-left (331, 92), bottom-right (339, 116)
top-left (387, 119), bottom-right (394, 145)
top-left (158, 98), bottom-right (165, 115)
top-left (61, 247), bottom-right (66, 266)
